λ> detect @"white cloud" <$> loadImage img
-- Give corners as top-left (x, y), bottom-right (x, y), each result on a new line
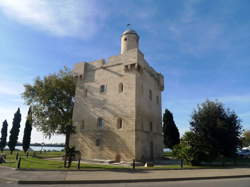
top-left (0, 105), bottom-right (65, 144)
top-left (0, 107), bottom-right (15, 121)
top-left (219, 95), bottom-right (250, 103)
top-left (0, 80), bottom-right (23, 96)
top-left (0, 0), bottom-right (105, 39)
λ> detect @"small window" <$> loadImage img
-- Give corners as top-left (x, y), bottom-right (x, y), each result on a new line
top-left (131, 64), bottom-right (136, 69)
top-left (100, 85), bottom-right (106, 93)
top-left (117, 118), bottom-right (123, 129)
top-left (119, 83), bottom-right (123, 93)
top-left (137, 64), bottom-right (142, 72)
top-left (124, 37), bottom-right (127, 41)
top-left (96, 139), bottom-right (100, 146)
top-left (149, 89), bottom-right (152, 100)
top-left (124, 65), bottom-right (129, 72)
top-left (84, 89), bottom-right (88, 97)
top-left (79, 75), bottom-right (83, 80)
top-left (81, 120), bottom-right (85, 130)
top-left (156, 96), bottom-right (159, 104)
top-left (150, 121), bottom-right (153, 131)
top-left (97, 117), bottom-right (104, 128)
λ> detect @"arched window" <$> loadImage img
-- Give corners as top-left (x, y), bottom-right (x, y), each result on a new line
top-left (117, 118), bottom-right (123, 129)
top-left (84, 89), bottom-right (88, 97)
top-left (150, 121), bottom-right (153, 131)
top-left (96, 139), bottom-right (100, 146)
top-left (97, 117), bottom-right (104, 128)
top-left (100, 85), bottom-right (106, 93)
top-left (81, 120), bottom-right (85, 130)
top-left (149, 89), bottom-right (152, 100)
top-left (118, 83), bottom-right (123, 93)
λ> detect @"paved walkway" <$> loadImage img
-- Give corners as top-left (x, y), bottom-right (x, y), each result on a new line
top-left (0, 166), bottom-right (250, 184)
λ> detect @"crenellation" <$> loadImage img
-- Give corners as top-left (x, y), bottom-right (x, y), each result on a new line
top-left (88, 59), bottom-right (106, 68)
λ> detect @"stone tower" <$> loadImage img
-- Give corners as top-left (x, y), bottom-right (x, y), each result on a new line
top-left (70, 29), bottom-right (164, 162)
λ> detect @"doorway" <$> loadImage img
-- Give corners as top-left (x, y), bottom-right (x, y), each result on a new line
top-left (150, 141), bottom-right (154, 161)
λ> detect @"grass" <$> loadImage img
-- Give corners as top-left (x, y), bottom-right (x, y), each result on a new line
top-left (34, 151), bottom-right (64, 158)
top-left (1, 150), bottom-right (249, 170)
top-left (0, 151), bottom-right (128, 170)
top-left (162, 151), bottom-right (173, 158)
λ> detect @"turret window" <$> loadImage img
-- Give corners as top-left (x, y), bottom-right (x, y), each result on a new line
top-left (119, 83), bottom-right (123, 93)
top-left (124, 37), bottom-right (127, 41)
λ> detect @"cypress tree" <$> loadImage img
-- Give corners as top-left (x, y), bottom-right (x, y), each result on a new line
top-left (163, 109), bottom-right (180, 149)
top-left (8, 108), bottom-right (21, 154)
top-left (22, 107), bottom-right (32, 153)
top-left (0, 120), bottom-right (8, 152)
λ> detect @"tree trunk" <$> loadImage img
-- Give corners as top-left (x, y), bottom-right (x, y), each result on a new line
top-left (64, 126), bottom-right (71, 168)
top-left (68, 153), bottom-right (72, 168)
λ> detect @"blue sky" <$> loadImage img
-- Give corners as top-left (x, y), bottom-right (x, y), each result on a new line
top-left (0, 0), bottom-right (249, 143)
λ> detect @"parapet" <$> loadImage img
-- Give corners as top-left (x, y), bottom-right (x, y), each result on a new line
top-left (73, 62), bottom-right (86, 80)
top-left (73, 49), bottom-right (164, 91)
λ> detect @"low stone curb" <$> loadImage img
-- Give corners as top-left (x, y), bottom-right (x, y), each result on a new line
top-left (17, 175), bottom-right (250, 184)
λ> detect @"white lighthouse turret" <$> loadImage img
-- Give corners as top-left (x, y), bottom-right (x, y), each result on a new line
top-left (121, 29), bottom-right (139, 54)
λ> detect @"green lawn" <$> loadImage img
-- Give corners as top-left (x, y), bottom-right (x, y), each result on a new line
top-left (162, 151), bottom-right (173, 158)
top-left (34, 151), bottom-right (64, 158)
top-left (0, 151), bottom-right (128, 170)
top-left (1, 151), bottom-right (249, 170)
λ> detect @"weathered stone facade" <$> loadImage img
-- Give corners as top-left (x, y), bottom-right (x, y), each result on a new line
top-left (70, 29), bottom-right (164, 162)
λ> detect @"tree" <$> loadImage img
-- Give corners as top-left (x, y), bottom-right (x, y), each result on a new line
top-left (22, 67), bottom-right (76, 165)
top-left (190, 100), bottom-right (242, 161)
top-left (172, 132), bottom-right (195, 164)
top-left (172, 131), bottom-right (210, 165)
top-left (241, 130), bottom-right (250, 147)
top-left (22, 107), bottom-right (32, 153)
top-left (0, 120), bottom-right (8, 152)
top-left (163, 109), bottom-right (180, 149)
top-left (8, 108), bottom-right (21, 154)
